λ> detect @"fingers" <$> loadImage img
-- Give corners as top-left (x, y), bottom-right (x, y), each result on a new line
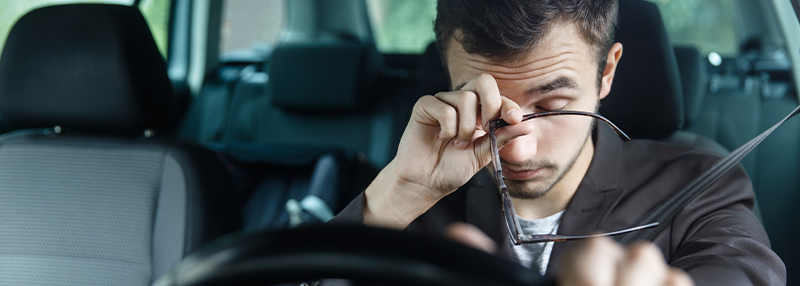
top-left (413, 73), bottom-right (527, 151)
top-left (435, 91), bottom-right (479, 145)
top-left (492, 113), bottom-right (537, 150)
top-left (665, 268), bottom-right (694, 286)
top-left (616, 242), bottom-right (667, 286)
top-left (460, 73), bottom-right (522, 127)
top-left (413, 95), bottom-right (459, 140)
top-left (443, 222), bottom-right (497, 254)
top-left (559, 236), bottom-right (623, 286)
top-left (434, 91), bottom-right (527, 151)
top-left (460, 73), bottom-right (502, 127)
top-left (558, 238), bottom-right (694, 286)
top-left (499, 95), bottom-right (523, 125)
top-left (458, 74), bottom-right (524, 155)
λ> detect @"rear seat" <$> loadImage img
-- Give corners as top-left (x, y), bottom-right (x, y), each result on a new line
top-left (179, 63), bottom-right (246, 142)
top-left (209, 141), bottom-right (377, 230)
top-left (252, 41), bottom-right (387, 164)
top-left (188, 41), bottom-right (415, 168)
top-left (179, 40), bottom-right (424, 230)
top-left (673, 45), bottom-right (764, 220)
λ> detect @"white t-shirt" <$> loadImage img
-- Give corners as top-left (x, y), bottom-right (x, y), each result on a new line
top-left (511, 210), bottom-right (565, 276)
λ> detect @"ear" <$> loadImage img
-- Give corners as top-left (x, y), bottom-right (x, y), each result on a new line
top-left (598, 43), bottom-right (623, 100)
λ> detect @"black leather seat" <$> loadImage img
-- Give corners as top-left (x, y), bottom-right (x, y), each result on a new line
top-left (674, 46), bottom-right (709, 130)
top-left (0, 4), bottom-right (241, 285)
top-left (600, 0), bottom-right (685, 139)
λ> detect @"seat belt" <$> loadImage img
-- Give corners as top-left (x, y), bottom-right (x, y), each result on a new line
top-left (617, 104), bottom-right (800, 244)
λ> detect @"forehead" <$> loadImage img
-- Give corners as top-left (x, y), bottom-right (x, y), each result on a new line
top-left (446, 22), bottom-right (595, 92)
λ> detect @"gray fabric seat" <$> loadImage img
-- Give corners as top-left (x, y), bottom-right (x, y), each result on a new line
top-left (0, 4), bottom-right (241, 285)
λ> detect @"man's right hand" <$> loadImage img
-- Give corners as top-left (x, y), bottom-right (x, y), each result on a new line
top-left (363, 73), bottom-right (530, 228)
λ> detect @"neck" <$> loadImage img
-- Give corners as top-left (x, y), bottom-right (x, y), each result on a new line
top-left (511, 137), bottom-right (595, 220)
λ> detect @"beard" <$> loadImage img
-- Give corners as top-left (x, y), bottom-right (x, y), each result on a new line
top-left (504, 153), bottom-right (580, 199)
top-left (503, 121), bottom-right (595, 200)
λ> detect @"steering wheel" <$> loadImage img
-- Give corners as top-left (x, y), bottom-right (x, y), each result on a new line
top-left (154, 225), bottom-right (553, 286)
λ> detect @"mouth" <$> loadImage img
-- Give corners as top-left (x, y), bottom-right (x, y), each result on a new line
top-left (502, 166), bottom-right (543, 181)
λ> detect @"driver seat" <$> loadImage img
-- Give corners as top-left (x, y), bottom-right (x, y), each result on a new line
top-left (0, 4), bottom-right (241, 285)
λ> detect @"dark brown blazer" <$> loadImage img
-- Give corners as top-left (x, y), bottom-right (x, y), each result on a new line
top-left (331, 124), bottom-right (786, 286)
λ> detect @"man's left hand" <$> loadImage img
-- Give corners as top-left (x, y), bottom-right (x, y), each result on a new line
top-left (444, 222), bottom-right (694, 286)
top-left (558, 235), bottom-right (693, 286)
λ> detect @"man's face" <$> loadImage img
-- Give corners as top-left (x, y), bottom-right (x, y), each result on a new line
top-left (446, 22), bottom-right (613, 199)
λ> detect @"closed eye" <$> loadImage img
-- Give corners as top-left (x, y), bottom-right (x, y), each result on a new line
top-left (535, 106), bottom-right (567, 112)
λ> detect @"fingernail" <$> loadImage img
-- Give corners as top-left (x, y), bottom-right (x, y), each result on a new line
top-left (456, 141), bottom-right (469, 149)
top-left (508, 109), bottom-right (521, 119)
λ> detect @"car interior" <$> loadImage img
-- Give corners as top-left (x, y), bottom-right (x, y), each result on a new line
top-left (0, 0), bottom-right (798, 285)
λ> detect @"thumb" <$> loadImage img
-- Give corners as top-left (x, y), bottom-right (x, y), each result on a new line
top-left (474, 117), bottom-right (534, 168)
top-left (444, 223), bottom-right (497, 254)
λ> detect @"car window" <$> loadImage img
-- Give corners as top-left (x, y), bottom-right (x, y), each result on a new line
top-left (644, 0), bottom-right (738, 57)
top-left (138, 0), bottom-right (171, 57)
top-left (366, 0), bottom-right (436, 54)
top-left (0, 0), bottom-right (170, 59)
top-left (366, 0), bottom-right (737, 57)
top-left (219, 0), bottom-right (284, 61)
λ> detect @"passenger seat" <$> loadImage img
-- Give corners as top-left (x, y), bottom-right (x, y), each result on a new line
top-left (0, 4), bottom-right (241, 285)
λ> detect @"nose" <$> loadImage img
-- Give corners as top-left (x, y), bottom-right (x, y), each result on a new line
top-left (498, 121), bottom-right (538, 165)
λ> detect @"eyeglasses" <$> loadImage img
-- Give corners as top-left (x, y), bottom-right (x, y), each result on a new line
top-left (486, 110), bottom-right (659, 245)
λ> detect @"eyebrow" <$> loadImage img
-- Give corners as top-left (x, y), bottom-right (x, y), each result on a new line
top-left (451, 76), bottom-right (578, 95)
top-left (528, 77), bottom-right (578, 96)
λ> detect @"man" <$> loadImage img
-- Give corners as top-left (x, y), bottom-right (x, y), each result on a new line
top-left (331, 0), bottom-right (785, 285)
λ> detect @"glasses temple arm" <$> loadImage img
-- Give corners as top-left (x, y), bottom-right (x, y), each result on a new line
top-left (492, 111), bottom-right (631, 142)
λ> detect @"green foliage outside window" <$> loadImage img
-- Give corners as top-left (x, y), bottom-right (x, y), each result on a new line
top-left (366, 0), bottom-right (738, 57)
top-left (139, 0), bottom-right (171, 57)
top-left (0, 0), bottom-right (170, 61)
top-left (366, 0), bottom-right (437, 54)
top-left (645, 0), bottom-right (738, 56)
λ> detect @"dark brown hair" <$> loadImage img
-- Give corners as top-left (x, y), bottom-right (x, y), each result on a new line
top-left (434, 0), bottom-right (618, 86)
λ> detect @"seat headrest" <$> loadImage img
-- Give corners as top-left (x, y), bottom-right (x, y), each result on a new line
top-left (269, 42), bottom-right (382, 111)
top-left (0, 4), bottom-right (178, 132)
top-left (599, 0), bottom-right (684, 140)
top-left (419, 43), bottom-right (450, 96)
top-left (673, 46), bottom-right (707, 128)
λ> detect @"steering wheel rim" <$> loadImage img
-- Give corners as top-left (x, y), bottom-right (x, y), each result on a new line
top-left (155, 225), bottom-right (552, 286)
